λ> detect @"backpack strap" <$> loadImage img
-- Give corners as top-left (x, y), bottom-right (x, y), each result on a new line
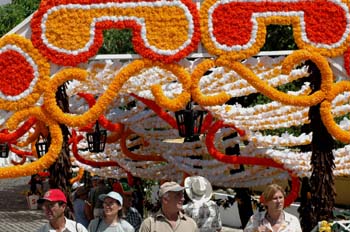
top-left (95, 218), bottom-right (102, 232)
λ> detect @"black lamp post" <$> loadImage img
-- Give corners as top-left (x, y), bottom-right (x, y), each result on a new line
top-left (86, 121), bottom-right (107, 153)
top-left (175, 101), bottom-right (204, 142)
top-left (35, 133), bottom-right (50, 158)
top-left (0, 143), bottom-right (9, 158)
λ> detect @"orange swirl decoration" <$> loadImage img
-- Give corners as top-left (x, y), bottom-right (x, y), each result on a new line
top-left (43, 60), bottom-right (191, 128)
top-left (216, 50), bottom-right (331, 107)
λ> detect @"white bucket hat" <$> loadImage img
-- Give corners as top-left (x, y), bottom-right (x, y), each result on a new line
top-left (184, 176), bottom-right (212, 204)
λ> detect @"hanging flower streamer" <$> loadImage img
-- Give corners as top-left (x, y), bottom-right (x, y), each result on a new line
top-left (120, 129), bottom-right (166, 162)
top-left (0, 117), bottom-right (36, 143)
top-left (205, 120), bottom-right (300, 206)
top-left (69, 130), bottom-right (122, 167)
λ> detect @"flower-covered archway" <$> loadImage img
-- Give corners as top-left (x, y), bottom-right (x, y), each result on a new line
top-left (1, 1), bottom-right (350, 223)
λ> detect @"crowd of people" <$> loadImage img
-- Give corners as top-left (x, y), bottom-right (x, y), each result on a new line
top-left (36, 175), bottom-right (302, 232)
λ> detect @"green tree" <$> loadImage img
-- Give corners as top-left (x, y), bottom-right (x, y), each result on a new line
top-left (98, 29), bottom-right (135, 54)
top-left (0, 0), bottom-right (40, 37)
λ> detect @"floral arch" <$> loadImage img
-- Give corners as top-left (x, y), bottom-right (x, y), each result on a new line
top-left (0, 0), bottom-right (350, 208)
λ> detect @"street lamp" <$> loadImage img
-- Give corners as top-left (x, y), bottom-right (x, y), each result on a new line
top-left (0, 143), bottom-right (9, 158)
top-left (35, 134), bottom-right (50, 158)
top-left (86, 121), bottom-right (107, 153)
top-left (175, 101), bottom-right (204, 142)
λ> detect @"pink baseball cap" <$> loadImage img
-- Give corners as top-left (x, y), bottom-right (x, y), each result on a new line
top-left (38, 189), bottom-right (67, 203)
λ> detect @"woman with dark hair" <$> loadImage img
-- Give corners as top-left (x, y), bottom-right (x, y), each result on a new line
top-left (244, 184), bottom-right (301, 232)
top-left (87, 191), bottom-right (134, 232)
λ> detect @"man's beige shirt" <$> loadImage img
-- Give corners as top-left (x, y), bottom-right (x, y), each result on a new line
top-left (139, 210), bottom-right (198, 232)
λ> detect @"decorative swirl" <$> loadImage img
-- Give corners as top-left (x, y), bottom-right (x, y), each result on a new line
top-left (43, 60), bottom-right (191, 127)
top-left (321, 81), bottom-right (350, 143)
top-left (217, 51), bottom-right (330, 107)
top-left (0, 107), bottom-right (62, 178)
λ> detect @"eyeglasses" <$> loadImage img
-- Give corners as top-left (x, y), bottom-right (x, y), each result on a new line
top-left (103, 201), bottom-right (119, 207)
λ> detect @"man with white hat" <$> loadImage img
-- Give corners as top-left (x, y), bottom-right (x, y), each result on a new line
top-left (183, 176), bottom-right (222, 232)
top-left (139, 181), bottom-right (198, 232)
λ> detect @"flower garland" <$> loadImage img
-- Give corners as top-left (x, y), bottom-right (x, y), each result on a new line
top-left (216, 51), bottom-right (331, 107)
top-left (191, 59), bottom-right (231, 106)
top-left (31, 0), bottom-right (200, 65)
top-left (0, 107), bottom-right (62, 178)
top-left (320, 81), bottom-right (350, 143)
top-left (0, 34), bottom-right (50, 111)
top-left (69, 167), bottom-right (84, 184)
top-left (44, 60), bottom-right (191, 128)
top-left (130, 93), bottom-right (178, 129)
top-left (201, 0), bottom-right (350, 60)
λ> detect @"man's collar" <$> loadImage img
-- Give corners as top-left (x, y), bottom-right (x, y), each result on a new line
top-left (155, 210), bottom-right (187, 220)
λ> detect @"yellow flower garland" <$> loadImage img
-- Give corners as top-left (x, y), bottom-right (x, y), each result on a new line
top-left (191, 59), bottom-right (231, 106)
top-left (216, 51), bottom-right (329, 107)
top-left (320, 81), bottom-right (350, 143)
top-left (43, 60), bottom-right (191, 128)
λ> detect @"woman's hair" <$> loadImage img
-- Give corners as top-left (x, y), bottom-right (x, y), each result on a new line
top-left (262, 184), bottom-right (286, 203)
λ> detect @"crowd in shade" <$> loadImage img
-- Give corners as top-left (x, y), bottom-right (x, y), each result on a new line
top-left (35, 175), bottom-right (302, 232)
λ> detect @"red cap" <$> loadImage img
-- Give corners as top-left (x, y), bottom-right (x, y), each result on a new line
top-left (38, 189), bottom-right (67, 203)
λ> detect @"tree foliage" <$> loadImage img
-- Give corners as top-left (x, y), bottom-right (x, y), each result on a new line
top-left (262, 25), bottom-right (298, 51)
top-left (98, 29), bottom-right (135, 54)
top-left (0, 0), bottom-right (40, 37)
